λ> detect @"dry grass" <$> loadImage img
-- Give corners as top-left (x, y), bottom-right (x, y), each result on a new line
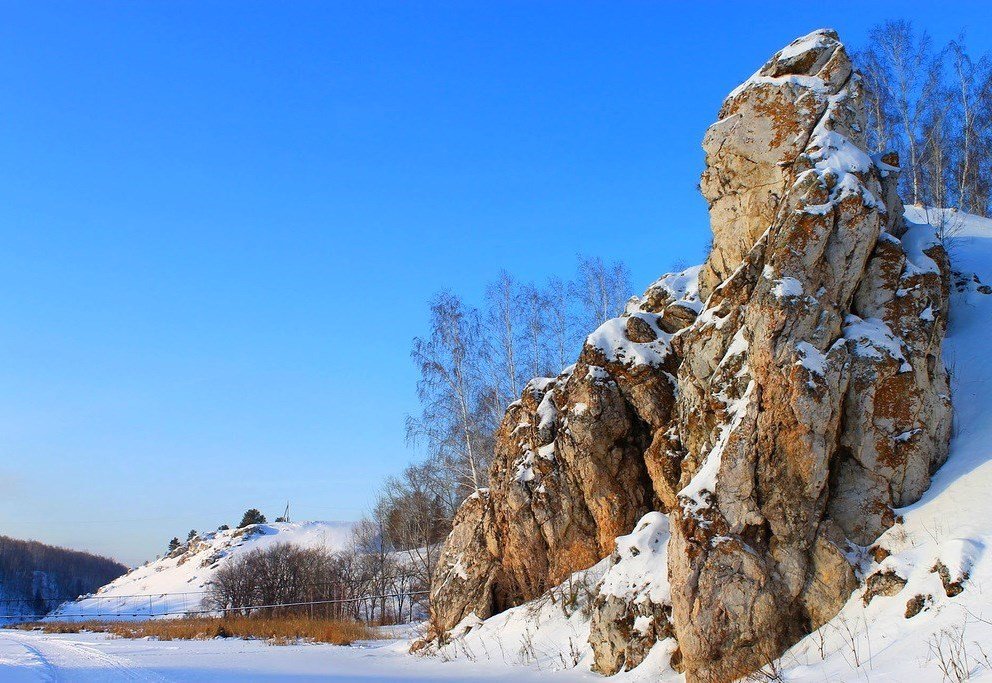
top-left (16, 617), bottom-right (377, 645)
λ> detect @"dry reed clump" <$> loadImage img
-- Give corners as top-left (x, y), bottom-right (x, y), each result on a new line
top-left (13, 620), bottom-right (100, 634)
top-left (16, 617), bottom-right (377, 645)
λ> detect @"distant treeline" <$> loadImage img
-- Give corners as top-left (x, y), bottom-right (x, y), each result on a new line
top-left (206, 541), bottom-right (422, 624)
top-left (0, 535), bottom-right (127, 618)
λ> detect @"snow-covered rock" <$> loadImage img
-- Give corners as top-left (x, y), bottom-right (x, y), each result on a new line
top-left (427, 28), bottom-right (970, 683)
top-left (589, 512), bottom-right (673, 674)
top-left (429, 274), bottom-right (696, 637)
top-left (667, 28), bottom-right (951, 681)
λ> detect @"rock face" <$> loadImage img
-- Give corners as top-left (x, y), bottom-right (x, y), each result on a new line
top-left (668, 31), bottom-right (951, 681)
top-left (429, 290), bottom-right (695, 634)
top-left (428, 29), bottom-right (952, 683)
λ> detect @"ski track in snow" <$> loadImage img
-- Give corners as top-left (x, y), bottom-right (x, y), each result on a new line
top-left (0, 632), bottom-right (59, 682)
top-left (0, 629), bottom-right (169, 681)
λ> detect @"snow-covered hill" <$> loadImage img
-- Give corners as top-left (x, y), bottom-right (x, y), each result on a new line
top-left (435, 208), bottom-right (992, 681)
top-left (48, 521), bottom-right (354, 621)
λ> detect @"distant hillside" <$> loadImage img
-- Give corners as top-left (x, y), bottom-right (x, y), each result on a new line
top-left (49, 521), bottom-right (355, 621)
top-left (0, 536), bottom-right (127, 623)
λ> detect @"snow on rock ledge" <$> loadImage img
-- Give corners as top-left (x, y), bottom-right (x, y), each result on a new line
top-left (590, 512), bottom-right (674, 675)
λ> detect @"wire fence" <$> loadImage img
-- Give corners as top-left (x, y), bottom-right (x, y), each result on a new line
top-left (0, 589), bottom-right (430, 624)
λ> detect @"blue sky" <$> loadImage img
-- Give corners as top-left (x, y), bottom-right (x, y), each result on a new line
top-left (2, 1), bottom-right (990, 565)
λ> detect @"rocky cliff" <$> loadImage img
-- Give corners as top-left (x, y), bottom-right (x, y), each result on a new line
top-left (427, 29), bottom-right (952, 682)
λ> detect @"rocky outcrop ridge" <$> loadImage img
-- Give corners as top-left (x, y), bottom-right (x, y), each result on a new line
top-left (428, 29), bottom-right (952, 683)
top-left (666, 29), bottom-right (951, 681)
top-left (428, 269), bottom-right (700, 638)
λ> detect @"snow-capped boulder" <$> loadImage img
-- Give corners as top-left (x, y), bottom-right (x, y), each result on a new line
top-left (589, 512), bottom-right (673, 675)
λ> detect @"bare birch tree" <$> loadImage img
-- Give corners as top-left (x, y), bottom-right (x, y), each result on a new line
top-left (517, 281), bottom-right (549, 381)
top-left (374, 463), bottom-right (451, 593)
top-left (544, 275), bottom-right (576, 374)
top-left (573, 255), bottom-right (631, 331)
top-left (407, 256), bottom-right (633, 519)
top-left (408, 292), bottom-right (491, 492)
top-left (920, 83), bottom-right (953, 209)
top-left (864, 21), bottom-right (942, 204)
top-left (485, 270), bottom-right (521, 407)
top-left (947, 36), bottom-right (992, 214)
top-left (858, 46), bottom-right (896, 153)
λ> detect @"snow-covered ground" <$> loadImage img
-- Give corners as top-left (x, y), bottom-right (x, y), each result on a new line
top-left (49, 522), bottom-right (354, 621)
top-left (0, 628), bottom-right (591, 682)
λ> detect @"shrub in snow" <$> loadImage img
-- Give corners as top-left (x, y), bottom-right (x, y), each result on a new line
top-left (238, 509), bottom-right (267, 528)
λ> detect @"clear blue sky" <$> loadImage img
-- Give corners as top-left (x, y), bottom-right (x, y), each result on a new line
top-left (2, 2), bottom-right (989, 565)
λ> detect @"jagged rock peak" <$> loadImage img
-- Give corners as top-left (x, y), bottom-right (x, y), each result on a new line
top-left (669, 28), bottom-right (950, 682)
top-left (698, 28), bottom-right (856, 300)
top-left (426, 29), bottom-right (951, 683)
top-left (751, 29), bottom-right (844, 82)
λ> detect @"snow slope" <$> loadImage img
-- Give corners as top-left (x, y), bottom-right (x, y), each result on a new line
top-left (48, 522), bottom-right (354, 621)
top-left (440, 208), bottom-right (992, 681)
